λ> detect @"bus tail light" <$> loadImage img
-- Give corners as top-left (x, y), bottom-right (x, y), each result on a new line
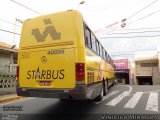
top-left (16, 66), bottom-right (19, 81)
top-left (76, 63), bottom-right (85, 81)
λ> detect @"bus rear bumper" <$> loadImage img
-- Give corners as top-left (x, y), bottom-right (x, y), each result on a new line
top-left (16, 82), bottom-right (102, 100)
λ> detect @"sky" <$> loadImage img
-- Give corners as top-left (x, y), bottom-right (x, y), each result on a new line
top-left (0, 0), bottom-right (160, 60)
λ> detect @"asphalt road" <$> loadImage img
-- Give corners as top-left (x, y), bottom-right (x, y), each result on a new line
top-left (1, 85), bottom-right (160, 120)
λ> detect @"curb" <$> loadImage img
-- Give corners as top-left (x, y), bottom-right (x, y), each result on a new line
top-left (0, 96), bottom-right (25, 103)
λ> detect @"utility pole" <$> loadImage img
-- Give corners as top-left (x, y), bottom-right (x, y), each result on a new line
top-left (13, 17), bottom-right (17, 45)
top-left (13, 17), bottom-right (23, 45)
top-left (10, 17), bottom-right (23, 65)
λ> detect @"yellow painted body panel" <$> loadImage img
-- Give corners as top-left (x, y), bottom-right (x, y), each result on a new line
top-left (18, 10), bottom-right (85, 89)
top-left (19, 48), bottom-right (76, 88)
top-left (107, 64), bottom-right (115, 79)
top-left (18, 10), bottom-right (115, 90)
top-left (20, 11), bottom-right (77, 49)
top-left (85, 48), bottom-right (112, 84)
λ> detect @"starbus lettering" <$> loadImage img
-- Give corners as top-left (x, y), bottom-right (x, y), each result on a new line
top-left (27, 67), bottom-right (64, 80)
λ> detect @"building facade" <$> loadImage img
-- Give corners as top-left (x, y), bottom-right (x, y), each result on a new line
top-left (0, 41), bottom-right (18, 94)
top-left (134, 52), bottom-right (160, 85)
top-left (0, 41), bottom-right (18, 74)
top-left (113, 59), bottom-right (130, 84)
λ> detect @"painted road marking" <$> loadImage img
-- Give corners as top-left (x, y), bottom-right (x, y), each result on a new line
top-left (145, 92), bottom-right (158, 112)
top-left (95, 91), bottom-right (119, 104)
top-left (106, 91), bottom-right (129, 106)
top-left (127, 85), bottom-right (132, 93)
top-left (124, 92), bottom-right (143, 109)
top-left (0, 98), bottom-right (35, 106)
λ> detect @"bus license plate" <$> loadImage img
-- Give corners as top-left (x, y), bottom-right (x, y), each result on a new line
top-left (39, 81), bottom-right (51, 86)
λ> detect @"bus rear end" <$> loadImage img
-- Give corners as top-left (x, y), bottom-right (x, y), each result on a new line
top-left (16, 10), bottom-right (86, 99)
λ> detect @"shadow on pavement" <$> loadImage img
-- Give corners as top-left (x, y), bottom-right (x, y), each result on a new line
top-left (31, 100), bottom-right (100, 120)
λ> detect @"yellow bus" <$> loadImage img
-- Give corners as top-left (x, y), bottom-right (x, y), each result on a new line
top-left (16, 10), bottom-right (115, 101)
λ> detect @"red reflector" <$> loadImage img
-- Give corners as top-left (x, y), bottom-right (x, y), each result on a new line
top-left (76, 63), bottom-right (85, 81)
top-left (16, 66), bottom-right (19, 81)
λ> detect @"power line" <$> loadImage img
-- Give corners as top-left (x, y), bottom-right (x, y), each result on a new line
top-left (111, 51), bottom-right (157, 56)
top-left (111, 54), bottom-right (135, 56)
top-left (104, 0), bottom-right (159, 34)
top-left (93, 0), bottom-right (159, 35)
top-left (108, 26), bottom-right (160, 35)
top-left (128, 0), bottom-right (159, 19)
top-left (105, 30), bottom-right (160, 35)
top-left (111, 52), bottom-right (157, 56)
top-left (99, 35), bottom-right (160, 39)
top-left (112, 48), bottom-right (156, 54)
top-left (0, 28), bottom-right (21, 35)
top-left (99, 0), bottom-right (159, 34)
top-left (94, 26), bottom-right (160, 35)
top-left (120, 26), bottom-right (160, 31)
top-left (95, 23), bottom-right (160, 35)
top-left (0, 18), bottom-right (21, 27)
top-left (128, 9), bottom-right (160, 25)
top-left (83, 0), bottom-right (148, 13)
top-left (111, 48), bottom-right (156, 54)
top-left (10, 0), bottom-right (42, 15)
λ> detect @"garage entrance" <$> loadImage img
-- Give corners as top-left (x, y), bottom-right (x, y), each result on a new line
top-left (137, 76), bottom-right (153, 85)
top-left (115, 71), bottom-right (129, 84)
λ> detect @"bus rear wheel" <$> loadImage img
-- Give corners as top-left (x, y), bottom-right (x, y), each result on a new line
top-left (94, 82), bottom-right (104, 101)
top-left (103, 79), bottom-right (108, 96)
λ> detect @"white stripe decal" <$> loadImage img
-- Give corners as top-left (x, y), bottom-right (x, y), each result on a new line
top-left (124, 92), bottom-right (143, 109)
top-left (106, 91), bottom-right (129, 106)
top-left (95, 91), bottom-right (119, 104)
top-left (145, 92), bottom-right (158, 112)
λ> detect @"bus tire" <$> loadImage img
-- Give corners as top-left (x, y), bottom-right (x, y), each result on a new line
top-left (103, 79), bottom-right (107, 96)
top-left (94, 82), bottom-right (104, 102)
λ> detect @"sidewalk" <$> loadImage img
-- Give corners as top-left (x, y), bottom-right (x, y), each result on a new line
top-left (0, 92), bottom-right (24, 103)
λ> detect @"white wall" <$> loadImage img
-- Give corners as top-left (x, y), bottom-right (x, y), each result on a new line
top-left (0, 52), bottom-right (10, 65)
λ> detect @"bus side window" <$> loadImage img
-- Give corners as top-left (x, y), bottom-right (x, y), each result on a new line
top-left (102, 47), bottom-right (105, 60)
top-left (105, 51), bottom-right (108, 62)
top-left (96, 41), bottom-right (100, 55)
top-left (91, 33), bottom-right (97, 52)
top-left (99, 44), bottom-right (103, 57)
top-left (108, 55), bottom-right (110, 64)
top-left (85, 26), bottom-right (91, 48)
